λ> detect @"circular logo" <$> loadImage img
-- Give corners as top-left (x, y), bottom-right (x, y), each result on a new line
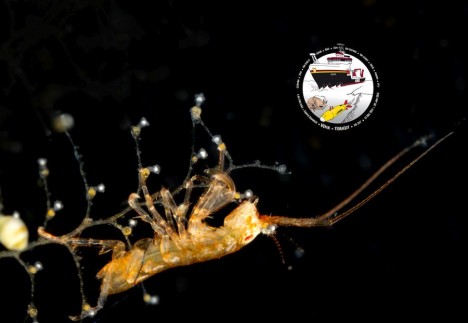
top-left (296, 44), bottom-right (380, 131)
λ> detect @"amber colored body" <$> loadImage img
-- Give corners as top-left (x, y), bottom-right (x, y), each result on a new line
top-left (97, 200), bottom-right (265, 295)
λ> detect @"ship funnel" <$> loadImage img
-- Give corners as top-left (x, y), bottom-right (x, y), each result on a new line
top-left (310, 53), bottom-right (317, 63)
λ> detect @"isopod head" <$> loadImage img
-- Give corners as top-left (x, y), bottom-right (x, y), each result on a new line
top-left (0, 214), bottom-right (29, 251)
top-left (223, 200), bottom-right (265, 246)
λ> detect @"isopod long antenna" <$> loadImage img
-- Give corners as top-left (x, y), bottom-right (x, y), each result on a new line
top-left (261, 131), bottom-right (454, 228)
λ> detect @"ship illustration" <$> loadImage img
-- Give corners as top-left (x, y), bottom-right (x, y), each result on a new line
top-left (309, 45), bottom-right (365, 89)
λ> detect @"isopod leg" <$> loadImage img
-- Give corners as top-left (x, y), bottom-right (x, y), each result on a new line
top-left (130, 169), bottom-right (183, 247)
top-left (39, 227), bottom-right (126, 256)
top-left (129, 192), bottom-right (165, 236)
top-left (67, 238), bottom-right (126, 256)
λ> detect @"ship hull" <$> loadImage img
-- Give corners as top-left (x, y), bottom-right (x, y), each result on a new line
top-left (310, 70), bottom-right (365, 89)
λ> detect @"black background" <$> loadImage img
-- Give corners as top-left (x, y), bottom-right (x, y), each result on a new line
top-left (1, 1), bottom-right (467, 322)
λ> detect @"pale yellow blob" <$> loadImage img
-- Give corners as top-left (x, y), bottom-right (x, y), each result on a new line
top-left (0, 215), bottom-right (29, 251)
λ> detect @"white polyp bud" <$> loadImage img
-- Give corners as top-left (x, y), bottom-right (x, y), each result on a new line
top-left (294, 247), bottom-right (305, 259)
top-left (53, 200), bottom-right (63, 211)
top-left (138, 117), bottom-right (150, 128)
top-left (12, 211), bottom-right (20, 219)
top-left (212, 135), bottom-right (222, 144)
top-left (244, 189), bottom-right (253, 199)
top-left (96, 184), bottom-right (106, 193)
top-left (34, 261), bottom-right (43, 271)
top-left (81, 303), bottom-right (97, 317)
top-left (38, 158), bottom-right (49, 177)
top-left (149, 165), bottom-right (161, 174)
top-left (276, 164), bottom-right (288, 174)
top-left (194, 93), bottom-right (205, 107)
top-left (52, 113), bottom-right (75, 133)
top-left (128, 219), bottom-right (138, 228)
top-left (143, 293), bottom-right (160, 305)
top-left (38, 158), bottom-right (47, 167)
top-left (197, 148), bottom-right (208, 159)
top-left (262, 224), bottom-right (277, 235)
top-left (417, 135), bottom-right (430, 148)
